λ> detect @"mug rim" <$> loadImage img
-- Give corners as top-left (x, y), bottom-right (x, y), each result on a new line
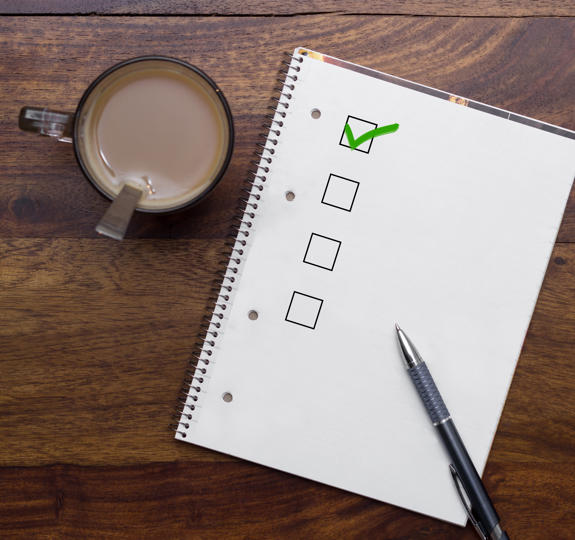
top-left (73, 55), bottom-right (235, 214)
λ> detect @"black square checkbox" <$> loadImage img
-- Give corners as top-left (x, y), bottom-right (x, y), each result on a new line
top-left (285, 291), bottom-right (323, 330)
top-left (339, 115), bottom-right (377, 154)
top-left (303, 233), bottom-right (341, 271)
top-left (321, 174), bottom-right (360, 212)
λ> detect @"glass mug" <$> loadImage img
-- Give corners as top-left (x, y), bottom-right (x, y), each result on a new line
top-left (19, 56), bottom-right (234, 240)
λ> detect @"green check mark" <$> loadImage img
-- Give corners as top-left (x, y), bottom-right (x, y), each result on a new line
top-left (344, 122), bottom-right (399, 150)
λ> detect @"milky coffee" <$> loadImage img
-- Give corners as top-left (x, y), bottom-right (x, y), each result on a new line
top-left (76, 60), bottom-right (231, 211)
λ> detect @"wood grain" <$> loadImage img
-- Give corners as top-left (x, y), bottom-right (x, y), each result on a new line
top-left (2, 0), bottom-right (575, 17)
top-left (1, 9), bottom-right (574, 540)
top-left (1, 16), bottom-right (574, 240)
top-left (0, 239), bottom-right (227, 466)
top-left (0, 460), bottom-right (567, 540)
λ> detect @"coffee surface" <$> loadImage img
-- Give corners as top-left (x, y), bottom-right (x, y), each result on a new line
top-left (80, 65), bottom-right (228, 210)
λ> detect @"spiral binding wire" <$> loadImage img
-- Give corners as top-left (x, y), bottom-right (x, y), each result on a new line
top-left (171, 51), bottom-right (304, 437)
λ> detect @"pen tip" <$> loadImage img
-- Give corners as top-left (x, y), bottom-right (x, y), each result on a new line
top-left (395, 322), bottom-right (401, 332)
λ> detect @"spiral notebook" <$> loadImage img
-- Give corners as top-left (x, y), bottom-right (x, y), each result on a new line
top-left (175, 48), bottom-right (575, 525)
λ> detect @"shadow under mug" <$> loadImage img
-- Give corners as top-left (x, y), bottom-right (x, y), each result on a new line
top-left (19, 56), bottom-right (234, 240)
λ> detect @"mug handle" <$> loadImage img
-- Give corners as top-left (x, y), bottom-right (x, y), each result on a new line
top-left (19, 106), bottom-right (144, 241)
top-left (19, 107), bottom-right (74, 143)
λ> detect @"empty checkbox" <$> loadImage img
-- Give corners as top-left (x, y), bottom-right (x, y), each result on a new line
top-left (285, 291), bottom-right (324, 330)
top-left (321, 174), bottom-right (359, 212)
top-left (339, 115), bottom-right (377, 154)
top-left (303, 233), bottom-right (341, 271)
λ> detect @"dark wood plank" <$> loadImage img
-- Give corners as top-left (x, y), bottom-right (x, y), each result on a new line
top-left (1, 0), bottom-right (574, 17)
top-left (0, 440), bottom-right (571, 538)
top-left (0, 460), bottom-right (555, 540)
top-left (1, 16), bottom-right (574, 240)
top-left (0, 458), bottom-right (571, 539)
top-left (0, 462), bottom-right (479, 539)
top-left (0, 239), bottom-right (226, 465)
top-left (0, 461), bottom-right (575, 540)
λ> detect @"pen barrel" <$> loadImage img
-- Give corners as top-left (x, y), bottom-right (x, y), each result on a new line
top-left (437, 419), bottom-right (501, 536)
top-left (408, 362), bottom-right (450, 425)
top-left (408, 362), bottom-right (504, 537)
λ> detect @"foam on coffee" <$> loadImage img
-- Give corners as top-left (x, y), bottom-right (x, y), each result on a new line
top-left (77, 60), bottom-right (230, 211)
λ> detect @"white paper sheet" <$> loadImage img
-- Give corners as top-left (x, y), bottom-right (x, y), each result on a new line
top-left (176, 49), bottom-right (575, 525)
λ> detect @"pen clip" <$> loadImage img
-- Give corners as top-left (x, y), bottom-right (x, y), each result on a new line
top-left (449, 464), bottom-right (489, 540)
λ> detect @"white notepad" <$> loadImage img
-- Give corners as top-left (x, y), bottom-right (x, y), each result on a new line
top-left (175, 48), bottom-right (575, 525)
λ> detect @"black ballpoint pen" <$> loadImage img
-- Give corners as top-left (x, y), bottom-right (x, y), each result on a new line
top-left (395, 324), bottom-right (510, 540)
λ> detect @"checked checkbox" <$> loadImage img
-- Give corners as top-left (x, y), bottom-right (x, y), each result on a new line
top-left (339, 115), bottom-right (399, 153)
top-left (339, 115), bottom-right (377, 153)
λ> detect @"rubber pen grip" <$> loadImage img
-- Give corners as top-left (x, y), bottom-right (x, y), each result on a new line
top-left (408, 362), bottom-right (450, 425)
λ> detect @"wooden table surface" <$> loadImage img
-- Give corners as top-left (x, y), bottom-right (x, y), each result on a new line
top-left (1, 2), bottom-right (574, 538)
